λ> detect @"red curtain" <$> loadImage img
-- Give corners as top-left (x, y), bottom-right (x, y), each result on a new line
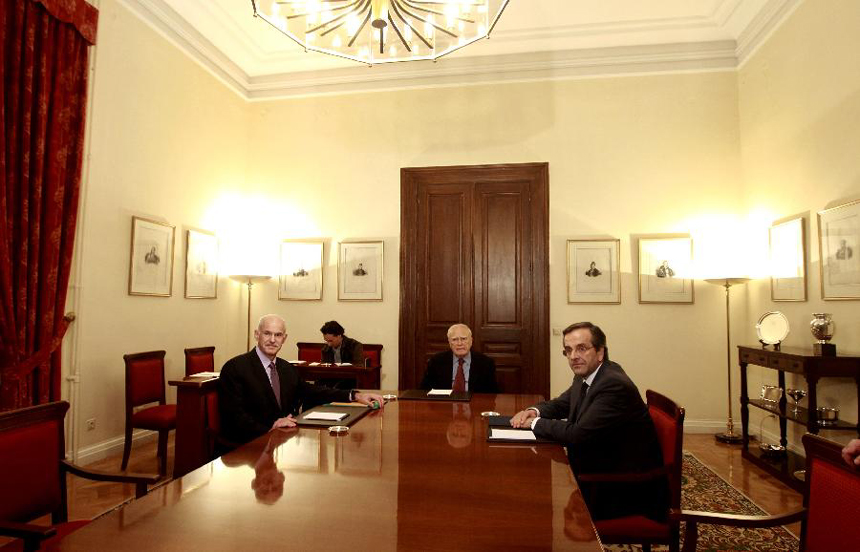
top-left (0, 0), bottom-right (98, 410)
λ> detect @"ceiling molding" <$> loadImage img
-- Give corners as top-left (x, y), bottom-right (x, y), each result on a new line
top-left (735, 0), bottom-right (802, 66)
top-left (118, 0), bottom-right (249, 98)
top-left (119, 0), bottom-right (796, 102)
top-left (245, 42), bottom-right (738, 101)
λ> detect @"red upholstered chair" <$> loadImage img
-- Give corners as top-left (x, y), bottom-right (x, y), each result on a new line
top-left (296, 342), bottom-right (323, 363)
top-left (122, 350), bottom-right (176, 476)
top-left (0, 401), bottom-right (158, 551)
top-left (363, 344), bottom-right (382, 368)
top-left (673, 433), bottom-right (858, 552)
top-left (184, 346), bottom-right (215, 377)
top-left (581, 389), bottom-right (685, 552)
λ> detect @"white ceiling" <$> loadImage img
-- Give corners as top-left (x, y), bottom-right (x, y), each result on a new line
top-left (123, 0), bottom-right (800, 99)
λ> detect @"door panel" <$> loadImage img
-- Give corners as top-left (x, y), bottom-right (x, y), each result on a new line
top-left (400, 164), bottom-right (548, 397)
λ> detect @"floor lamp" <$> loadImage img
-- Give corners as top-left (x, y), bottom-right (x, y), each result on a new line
top-left (230, 275), bottom-right (272, 351)
top-left (706, 277), bottom-right (750, 444)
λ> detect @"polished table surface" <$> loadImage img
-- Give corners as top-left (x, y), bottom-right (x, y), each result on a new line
top-left (50, 394), bottom-right (601, 551)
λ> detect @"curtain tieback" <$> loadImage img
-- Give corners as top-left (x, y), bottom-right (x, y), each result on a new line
top-left (5, 313), bottom-right (76, 380)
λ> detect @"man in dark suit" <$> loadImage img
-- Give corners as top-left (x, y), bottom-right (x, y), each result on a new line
top-left (219, 314), bottom-right (385, 446)
top-left (510, 321), bottom-right (666, 521)
top-left (420, 324), bottom-right (499, 393)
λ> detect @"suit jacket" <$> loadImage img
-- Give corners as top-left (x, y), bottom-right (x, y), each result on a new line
top-left (219, 349), bottom-right (350, 445)
top-left (321, 335), bottom-right (364, 365)
top-left (420, 350), bottom-right (499, 393)
top-left (532, 360), bottom-right (667, 520)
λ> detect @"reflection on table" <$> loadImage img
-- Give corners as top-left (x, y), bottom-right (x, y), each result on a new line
top-left (47, 394), bottom-right (600, 551)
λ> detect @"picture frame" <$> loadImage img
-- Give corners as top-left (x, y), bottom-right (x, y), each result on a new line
top-left (566, 239), bottom-right (621, 304)
top-left (185, 229), bottom-right (218, 299)
top-left (818, 199), bottom-right (860, 300)
top-left (638, 237), bottom-right (694, 304)
top-left (128, 216), bottom-right (175, 297)
top-left (338, 240), bottom-right (383, 301)
top-left (769, 217), bottom-right (806, 302)
top-left (279, 240), bottom-right (324, 301)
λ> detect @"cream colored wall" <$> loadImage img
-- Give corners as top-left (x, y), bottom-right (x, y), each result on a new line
top-left (246, 72), bottom-right (743, 429)
top-left (73, 0), bottom-right (860, 461)
top-left (738, 0), bottom-right (860, 449)
top-left (67, 0), bottom-right (250, 457)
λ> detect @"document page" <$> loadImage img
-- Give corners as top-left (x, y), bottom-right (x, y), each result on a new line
top-left (189, 371), bottom-right (220, 378)
top-left (490, 429), bottom-right (537, 441)
top-left (303, 411), bottom-right (348, 421)
top-left (427, 389), bottom-right (453, 396)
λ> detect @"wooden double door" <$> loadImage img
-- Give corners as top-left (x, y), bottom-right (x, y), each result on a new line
top-left (399, 163), bottom-right (549, 397)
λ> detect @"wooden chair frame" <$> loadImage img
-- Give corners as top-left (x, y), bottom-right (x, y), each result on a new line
top-left (671, 433), bottom-right (852, 552)
top-left (0, 402), bottom-right (158, 551)
top-left (184, 346), bottom-right (215, 377)
top-left (579, 389), bottom-right (685, 552)
top-left (122, 350), bottom-right (174, 476)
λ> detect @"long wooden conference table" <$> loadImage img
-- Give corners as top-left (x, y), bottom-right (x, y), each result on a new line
top-left (50, 394), bottom-right (602, 551)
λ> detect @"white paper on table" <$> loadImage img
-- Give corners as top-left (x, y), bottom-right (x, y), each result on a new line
top-left (288, 360), bottom-right (306, 364)
top-left (303, 411), bottom-right (348, 421)
top-left (189, 371), bottom-right (219, 378)
top-left (490, 429), bottom-right (537, 441)
top-left (335, 362), bottom-right (353, 366)
top-left (427, 389), bottom-right (453, 396)
top-left (308, 362), bottom-right (321, 366)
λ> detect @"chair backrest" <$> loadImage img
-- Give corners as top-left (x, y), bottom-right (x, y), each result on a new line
top-left (124, 350), bottom-right (167, 408)
top-left (802, 433), bottom-right (860, 552)
top-left (645, 389), bottom-right (685, 509)
top-left (184, 346), bottom-right (215, 376)
top-left (364, 344), bottom-right (382, 367)
top-left (296, 342), bottom-right (382, 367)
top-left (296, 342), bottom-right (323, 363)
top-left (0, 401), bottom-right (68, 524)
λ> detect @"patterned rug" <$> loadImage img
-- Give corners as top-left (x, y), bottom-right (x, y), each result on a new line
top-left (605, 453), bottom-right (799, 552)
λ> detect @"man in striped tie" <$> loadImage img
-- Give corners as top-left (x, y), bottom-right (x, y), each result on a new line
top-left (219, 314), bottom-right (385, 447)
top-left (510, 322), bottom-right (666, 521)
top-left (420, 323), bottom-right (499, 393)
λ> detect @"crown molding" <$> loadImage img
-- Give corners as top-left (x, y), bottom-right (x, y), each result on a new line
top-left (735, 0), bottom-right (802, 66)
top-left (119, 0), bottom-right (796, 102)
top-left (118, 0), bottom-right (249, 98)
top-left (245, 42), bottom-right (738, 100)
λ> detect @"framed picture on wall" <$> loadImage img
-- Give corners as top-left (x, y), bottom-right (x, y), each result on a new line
top-left (769, 216), bottom-right (807, 302)
top-left (185, 229), bottom-right (218, 299)
top-left (566, 239), bottom-right (621, 304)
top-left (129, 216), bottom-right (175, 297)
top-left (818, 199), bottom-right (860, 300)
top-left (338, 240), bottom-right (383, 301)
top-left (638, 236), bottom-right (694, 304)
top-left (279, 240), bottom-right (324, 300)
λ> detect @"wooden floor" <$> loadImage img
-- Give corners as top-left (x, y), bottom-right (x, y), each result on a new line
top-left (61, 432), bottom-right (804, 536)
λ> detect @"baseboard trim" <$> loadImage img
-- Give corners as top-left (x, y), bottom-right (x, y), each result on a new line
top-left (75, 429), bottom-right (158, 466)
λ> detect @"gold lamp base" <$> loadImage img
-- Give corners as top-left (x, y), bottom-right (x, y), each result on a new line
top-left (715, 431), bottom-right (743, 444)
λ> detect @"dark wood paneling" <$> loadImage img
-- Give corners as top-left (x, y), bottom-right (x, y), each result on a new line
top-left (400, 163), bottom-right (549, 397)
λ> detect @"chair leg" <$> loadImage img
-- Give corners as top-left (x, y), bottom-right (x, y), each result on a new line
top-left (121, 425), bottom-right (133, 470)
top-left (642, 544), bottom-right (651, 552)
top-left (157, 430), bottom-right (169, 476)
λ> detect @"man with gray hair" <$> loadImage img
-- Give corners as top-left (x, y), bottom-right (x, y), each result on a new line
top-left (219, 314), bottom-right (385, 446)
top-left (420, 323), bottom-right (499, 393)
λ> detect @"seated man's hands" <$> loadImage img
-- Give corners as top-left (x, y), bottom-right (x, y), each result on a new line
top-left (842, 438), bottom-right (860, 467)
top-left (271, 414), bottom-right (298, 429)
top-left (355, 391), bottom-right (386, 408)
top-left (510, 408), bottom-right (538, 428)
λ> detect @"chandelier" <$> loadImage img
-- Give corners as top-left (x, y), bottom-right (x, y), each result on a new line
top-left (251, 0), bottom-right (510, 65)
